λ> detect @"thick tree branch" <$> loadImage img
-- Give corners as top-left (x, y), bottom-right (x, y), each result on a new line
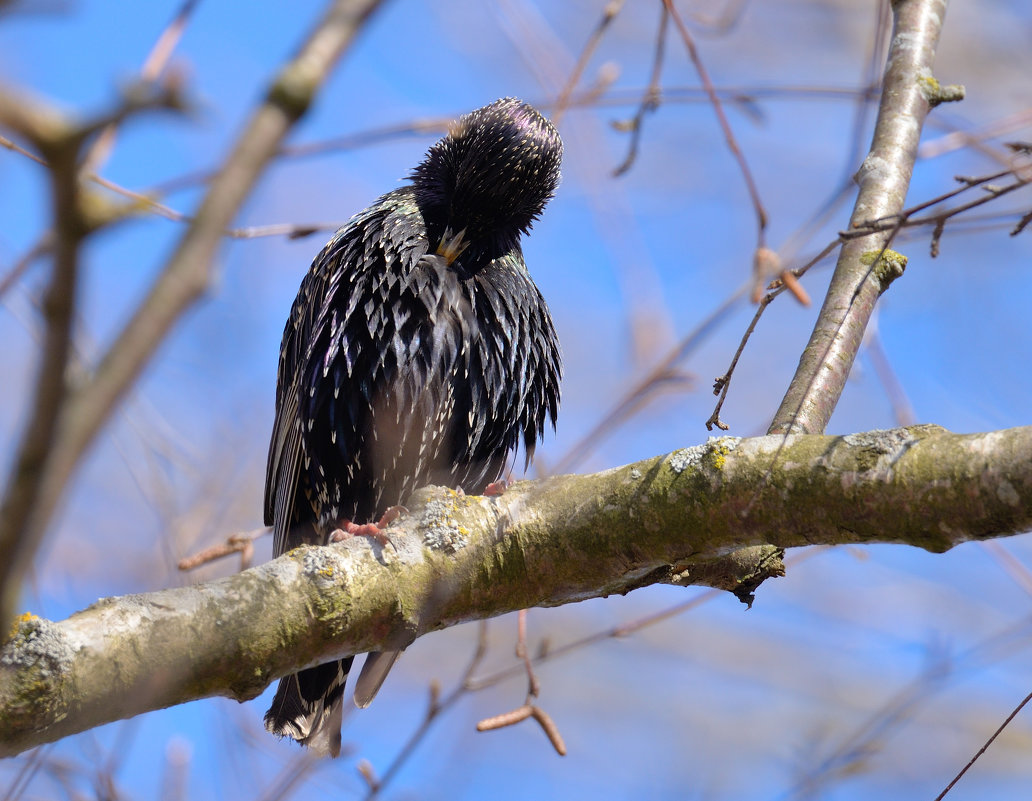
top-left (769, 0), bottom-right (955, 434)
top-left (3, 424), bottom-right (1031, 756)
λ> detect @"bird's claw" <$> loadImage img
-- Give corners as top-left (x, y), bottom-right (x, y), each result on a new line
top-left (330, 507), bottom-right (407, 548)
top-left (484, 480), bottom-right (508, 497)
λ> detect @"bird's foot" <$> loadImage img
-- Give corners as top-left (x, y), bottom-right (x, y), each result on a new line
top-left (330, 521), bottom-right (389, 547)
top-left (376, 505), bottom-right (407, 528)
top-left (484, 480), bottom-right (508, 497)
top-left (330, 507), bottom-right (406, 547)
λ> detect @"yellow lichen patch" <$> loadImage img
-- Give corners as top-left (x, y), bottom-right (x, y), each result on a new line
top-left (917, 74), bottom-right (965, 107)
top-left (708, 436), bottom-right (740, 471)
top-left (8, 611), bottom-right (38, 639)
top-left (444, 487), bottom-right (474, 507)
top-left (917, 74), bottom-right (941, 98)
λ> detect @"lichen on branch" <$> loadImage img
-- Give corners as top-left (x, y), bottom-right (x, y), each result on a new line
top-left (2, 424), bottom-right (1032, 756)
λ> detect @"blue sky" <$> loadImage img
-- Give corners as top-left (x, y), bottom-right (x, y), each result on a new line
top-left (2, 1), bottom-right (1032, 799)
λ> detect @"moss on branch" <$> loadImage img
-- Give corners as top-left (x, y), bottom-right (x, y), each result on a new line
top-left (2, 424), bottom-right (1031, 755)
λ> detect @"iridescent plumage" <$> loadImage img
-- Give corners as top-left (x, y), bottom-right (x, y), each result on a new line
top-left (263, 98), bottom-right (562, 756)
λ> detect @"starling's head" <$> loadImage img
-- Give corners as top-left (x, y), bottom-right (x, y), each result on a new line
top-left (411, 98), bottom-right (562, 252)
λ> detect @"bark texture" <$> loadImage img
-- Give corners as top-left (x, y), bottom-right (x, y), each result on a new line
top-left (3, 424), bottom-right (1031, 755)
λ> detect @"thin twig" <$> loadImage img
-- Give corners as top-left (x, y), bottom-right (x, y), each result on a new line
top-left (553, 286), bottom-right (745, 474)
top-left (706, 240), bottom-right (839, 431)
top-left (779, 654), bottom-right (953, 801)
top-left (862, 317), bottom-right (916, 426)
top-left (663, 0), bottom-right (768, 242)
top-left (776, 0), bottom-right (890, 265)
top-left (252, 750), bottom-right (323, 801)
top-left (177, 527), bottom-right (271, 571)
top-left (515, 609), bottom-right (540, 698)
top-left (844, 175), bottom-right (1028, 240)
top-left (142, 83), bottom-right (885, 197)
top-left (920, 107), bottom-right (1032, 160)
top-left (612, 3), bottom-right (668, 177)
top-left (81, 0), bottom-right (201, 176)
top-left (778, 609), bottom-right (1032, 801)
top-left (551, 0), bottom-right (625, 127)
top-left (364, 621), bottom-right (490, 800)
top-left (0, 133), bottom-right (46, 165)
top-left (933, 689), bottom-right (1032, 801)
top-left (708, 292), bottom-right (775, 432)
top-left (0, 234), bottom-right (52, 302)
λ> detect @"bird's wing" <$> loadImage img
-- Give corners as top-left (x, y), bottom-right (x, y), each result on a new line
top-left (265, 227), bottom-right (354, 554)
top-left (265, 384), bottom-right (304, 553)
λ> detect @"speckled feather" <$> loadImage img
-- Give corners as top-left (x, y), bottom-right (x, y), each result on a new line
top-left (263, 98), bottom-right (562, 756)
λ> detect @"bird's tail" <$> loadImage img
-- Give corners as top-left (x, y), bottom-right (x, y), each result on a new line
top-left (264, 657), bottom-right (353, 758)
top-left (353, 649), bottom-right (403, 708)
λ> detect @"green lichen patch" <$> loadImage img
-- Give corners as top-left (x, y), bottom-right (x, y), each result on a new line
top-left (860, 248), bottom-right (907, 288)
top-left (421, 492), bottom-right (469, 553)
top-left (1, 615), bottom-right (72, 729)
top-left (860, 248), bottom-right (907, 271)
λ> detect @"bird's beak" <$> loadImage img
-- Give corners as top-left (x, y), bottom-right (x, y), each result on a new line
top-left (436, 227), bottom-right (469, 265)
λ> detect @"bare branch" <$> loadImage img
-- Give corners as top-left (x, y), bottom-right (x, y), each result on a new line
top-left (81, 0), bottom-right (201, 176)
top-left (769, 0), bottom-right (954, 435)
top-left (0, 155), bottom-right (79, 636)
top-left (612, 3), bottom-right (668, 177)
top-left (551, 0), bottom-right (625, 126)
top-left (3, 424), bottom-right (1032, 755)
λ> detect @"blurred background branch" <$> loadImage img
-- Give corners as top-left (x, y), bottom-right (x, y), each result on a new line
top-left (0, 0), bottom-right (385, 634)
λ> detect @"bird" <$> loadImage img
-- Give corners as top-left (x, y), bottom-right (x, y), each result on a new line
top-left (262, 97), bottom-right (563, 757)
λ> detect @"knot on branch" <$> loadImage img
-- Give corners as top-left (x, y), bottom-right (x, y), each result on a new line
top-left (860, 248), bottom-right (907, 290)
top-left (917, 73), bottom-right (965, 108)
top-left (267, 64), bottom-right (318, 120)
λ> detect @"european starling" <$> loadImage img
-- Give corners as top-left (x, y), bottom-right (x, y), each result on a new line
top-left (263, 98), bottom-right (563, 756)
